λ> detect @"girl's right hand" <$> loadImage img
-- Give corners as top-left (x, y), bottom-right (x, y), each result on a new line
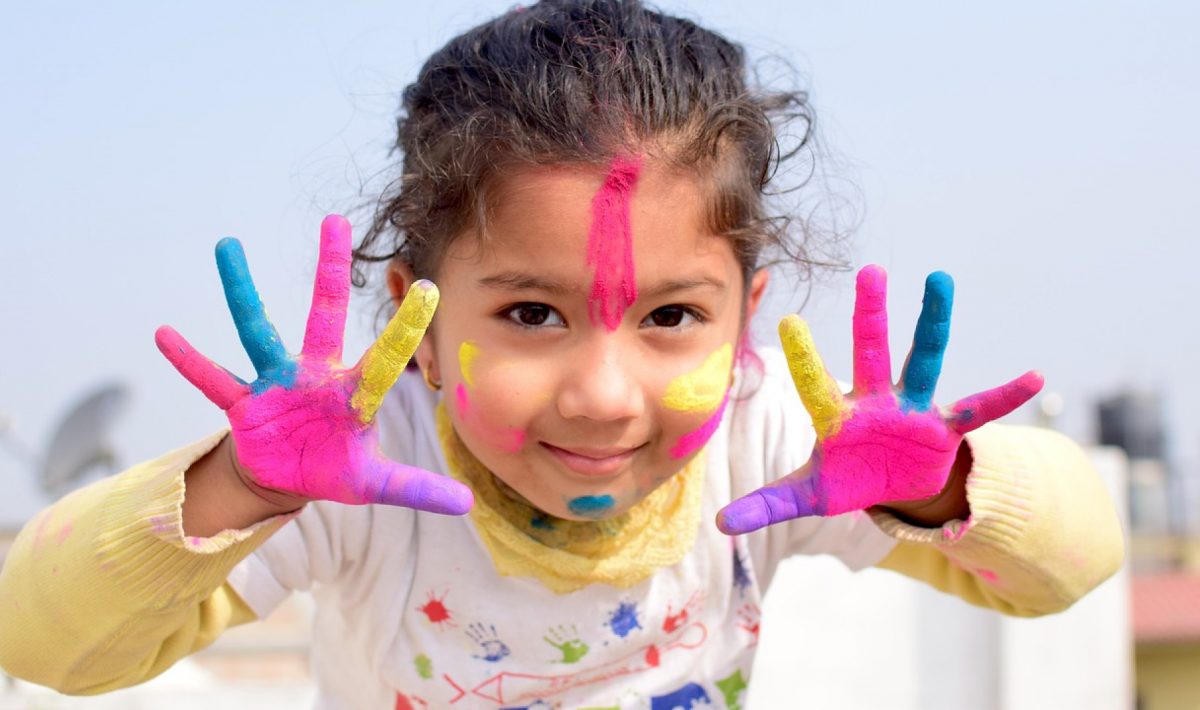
top-left (155, 215), bottom-right (473, 516)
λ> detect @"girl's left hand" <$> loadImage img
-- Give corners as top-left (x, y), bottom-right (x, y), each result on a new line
top-left (717, 265), bottom-right (1043, 535)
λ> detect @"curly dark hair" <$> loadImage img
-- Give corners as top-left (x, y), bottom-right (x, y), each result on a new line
top-left (354, 0), bottom-right (838, 297)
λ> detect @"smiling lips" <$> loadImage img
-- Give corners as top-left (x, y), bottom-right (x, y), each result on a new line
top-left (540, 442), bottom-right (642, 477)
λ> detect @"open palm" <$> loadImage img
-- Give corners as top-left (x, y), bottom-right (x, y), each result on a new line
top-left (718, 265), bottom-right (1041, 534)
top-left (155, 215), bottom-right (472, 514)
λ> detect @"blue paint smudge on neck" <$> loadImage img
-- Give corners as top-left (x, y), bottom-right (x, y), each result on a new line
top-left (567, 494), bottom-right (614, 517)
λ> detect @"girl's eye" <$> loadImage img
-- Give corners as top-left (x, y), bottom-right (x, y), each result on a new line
top-left (500, 302), bottom-right (565, 329)
top-left (642, 305), bottom-right (704, 329)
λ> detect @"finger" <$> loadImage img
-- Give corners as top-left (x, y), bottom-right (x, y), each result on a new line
top-left (351, 280), bottom-right (439, 421)
top-left (852, 264), bottom-right (892, 394)
top-left (155, 326), bottom-right (249, 410)
top-left (301, 215), bottom-right (352, 361)
top-left (779, 315), bottom-right (848, 440)
top-left (899, 271), bottom-right (954, 411)
top-left (215, 238), bottom-right (292, 379)
top-left (717, 474), bottom-right (821, 535)
top-left (362, 457), bottom-right (474, 514)
top-left (948, 370), bottom-right (1044, 434)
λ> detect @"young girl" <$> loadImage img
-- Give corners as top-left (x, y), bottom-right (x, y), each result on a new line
top-left (0, 1), bottom-right (1123, 707)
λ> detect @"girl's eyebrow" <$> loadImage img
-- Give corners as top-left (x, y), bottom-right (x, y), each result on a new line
top-left (478, 272), bottom-right (580, 296)
top-left (642, 276), bottom-right (727, 298)
top-left (478, 271), bottom-right (726, 297)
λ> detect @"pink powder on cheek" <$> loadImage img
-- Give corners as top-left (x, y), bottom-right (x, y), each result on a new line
top-left (975, 568), bottom-right (999, 583)
top-left (454, 382), bottom-right (526, 453)
top-left (669, 391), bottom-right (731, 459)
top-left (503, 429), bottom-right (527, 453)
top-left (455, 383), bottom-right (472, 418)
top-left (587, 156), bottom-right (642, 331)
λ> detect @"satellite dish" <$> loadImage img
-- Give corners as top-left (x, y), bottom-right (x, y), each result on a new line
top-left (39, 383), bottom-right (130, 497)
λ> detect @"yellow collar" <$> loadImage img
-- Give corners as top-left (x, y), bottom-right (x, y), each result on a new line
top-left (436, 404), bottom-right (705, 594)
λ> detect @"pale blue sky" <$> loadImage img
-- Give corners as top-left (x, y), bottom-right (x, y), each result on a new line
top-left (2, 1), bottom-right (1197, 523)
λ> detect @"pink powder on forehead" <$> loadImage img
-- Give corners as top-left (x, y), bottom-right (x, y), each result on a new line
top-left (587, 156), bottom-right (642, 330)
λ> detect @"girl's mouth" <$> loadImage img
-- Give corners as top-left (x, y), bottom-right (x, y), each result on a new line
top-left (539, 442), bottom-right (642, 477)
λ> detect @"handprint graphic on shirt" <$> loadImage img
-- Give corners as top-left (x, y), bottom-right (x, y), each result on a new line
top-left (466, 623), bottom-right (511, 663)
top-left (543, 624), bottom-right (589, 664)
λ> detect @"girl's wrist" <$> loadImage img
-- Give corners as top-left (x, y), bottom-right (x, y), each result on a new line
top-left (225, 438), bottom-right (310, 514)
top-left (182, 435), bottom-right (306, 538)
top-left (877, 441), bottom-right (972, 528)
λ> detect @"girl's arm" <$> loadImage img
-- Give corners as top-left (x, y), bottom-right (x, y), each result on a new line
top-left (0, 215), bottom-right (471, 691)
top-left (870, 423), bottom-right (1125, 617)
top-left (0, 433), bottom-right (285, 694)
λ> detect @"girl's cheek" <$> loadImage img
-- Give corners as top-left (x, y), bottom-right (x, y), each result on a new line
top-left (451, 342), bottom-right (543, 453)
top-left (660, 343), bottom-right (734, 460)
top-left (660, 343), bottom-right (732, 414)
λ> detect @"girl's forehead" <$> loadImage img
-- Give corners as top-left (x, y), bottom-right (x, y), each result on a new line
top-left (446, 162), bottom-right (738, 284)
top-left (481, 163), bottom-right (716, 250)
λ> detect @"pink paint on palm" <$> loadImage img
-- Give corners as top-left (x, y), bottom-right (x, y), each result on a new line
top-left (670, 391), bottom-right (731, 459)
top-left (224, 374), bottom-right (408, 505)
top-left (757, 396), bottom-right (961, 518)
top-left (155, 215), bottom-right (473, 515)
top-left (586, 156), bottom-right (642, 331)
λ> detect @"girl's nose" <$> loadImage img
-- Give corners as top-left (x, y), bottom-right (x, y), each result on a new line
top-left (555, 339), bottom-right (645, 422)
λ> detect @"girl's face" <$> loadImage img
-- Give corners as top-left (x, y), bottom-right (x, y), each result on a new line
top-left (396, 159), bottom-right (768, 520)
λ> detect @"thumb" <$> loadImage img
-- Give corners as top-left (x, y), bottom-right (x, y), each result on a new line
top-left (717, 468), bottom-right (822, 535)
top-left (362, 457), bottom-right (474, 515)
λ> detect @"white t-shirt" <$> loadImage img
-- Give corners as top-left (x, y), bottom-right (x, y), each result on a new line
top-left (228, 348), bottom-right (895, 709)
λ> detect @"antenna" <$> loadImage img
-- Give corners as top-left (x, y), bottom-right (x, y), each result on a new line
top-left (39, 383), bottom-right (131, 498)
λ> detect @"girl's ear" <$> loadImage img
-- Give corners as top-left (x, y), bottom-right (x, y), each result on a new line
top-left (743, 268), bottom-right (770, 324)
top-left (386, 260), bottom-right (416, 307)
top-left (387, 261), bottom-right (441, 384)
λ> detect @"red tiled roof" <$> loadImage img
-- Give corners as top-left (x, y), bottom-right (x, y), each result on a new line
top-left (1132, 572), bottom-right (1200, 643)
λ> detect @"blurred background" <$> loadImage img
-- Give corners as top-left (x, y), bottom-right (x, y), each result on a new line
top-left (1, 1), bottom-right (1196, 708)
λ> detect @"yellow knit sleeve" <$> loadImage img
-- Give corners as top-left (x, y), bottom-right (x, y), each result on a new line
top-left (0, 431), bottom-right (295, 694)
top-left (868, 424), bottom-right (1125, 617)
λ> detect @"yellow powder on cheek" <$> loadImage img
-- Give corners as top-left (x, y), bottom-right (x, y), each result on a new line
top-left (661, 342), bottom-right (733, 413)
top-left (459, 340), bottom-right (481, 387)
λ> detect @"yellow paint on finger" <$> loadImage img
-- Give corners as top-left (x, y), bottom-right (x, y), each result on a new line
top-left (779, 314), bottom-right (849, 439)
top-left (352, 281), bottom-right (439, 421)
top-left (459, 341), bottom-right (481, 388)
top-left (662, 343), bottom-right (733, 413)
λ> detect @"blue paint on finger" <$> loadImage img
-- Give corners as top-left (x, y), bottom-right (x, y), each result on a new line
top-left (215, 238), bottom-right (296, 391)
top-left (900, 271), bottom-right (953, 411)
